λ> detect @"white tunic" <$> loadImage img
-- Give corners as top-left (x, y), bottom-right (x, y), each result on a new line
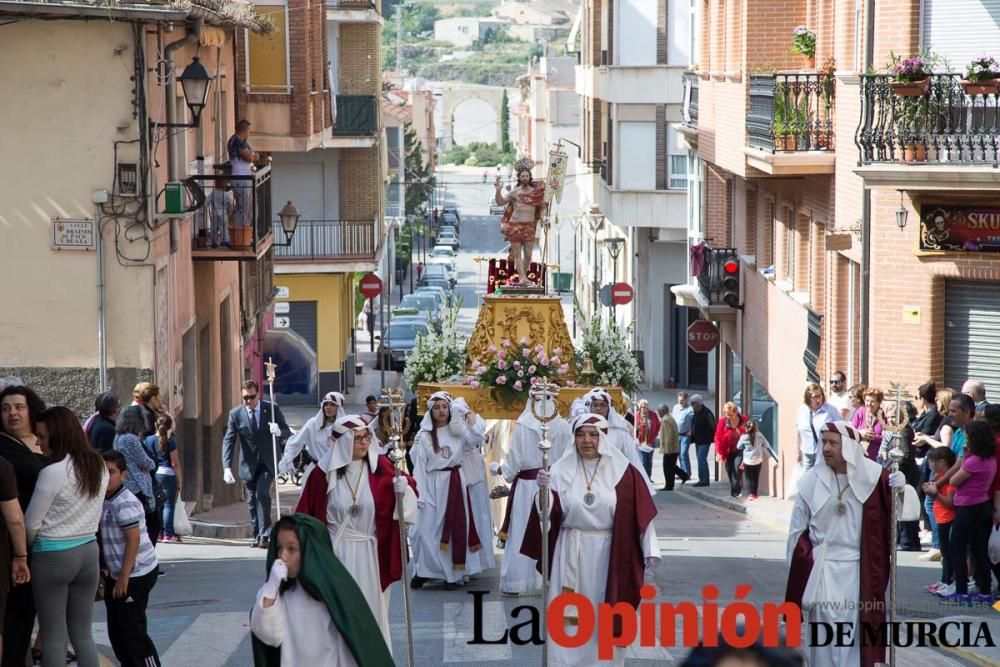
top-left (250, 584), bottom-right (356, 666)
top-left (463, 442), bottom-right (497, 572)
top-left (787, 472), bottom-right (862, 667)
top-left (411, 420), bottom-right (488, 582)
top-left (279, 418), bottom-right (335, 472)
top-left (500, 418), bottom-right (571, 594)
top-left (547, 457), bottom-right (659, 667)
top-left (326, 459), bottom-right (417, 653)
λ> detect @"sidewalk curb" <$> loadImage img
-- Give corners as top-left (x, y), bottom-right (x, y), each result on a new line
top-left (675, 483), bottom-right (792, 535)
top-left (189, 518), bottom-right (254, 539)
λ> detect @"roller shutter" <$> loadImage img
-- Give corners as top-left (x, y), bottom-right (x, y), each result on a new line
top-left (922, 1), bottom-right (1000, 70)
top-left (944, 280), bottom-right (1000, 400)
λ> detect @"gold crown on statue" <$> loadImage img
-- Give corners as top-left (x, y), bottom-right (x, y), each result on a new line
top-left (514, 157), bottom-right (534, 173)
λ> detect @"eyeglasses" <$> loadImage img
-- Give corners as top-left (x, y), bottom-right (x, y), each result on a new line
top-left (354, 434), bottom-right (371, 443)
top-left (242, 394), bottom-right (257, 402)
top-left (831, 379), bottom-right (844, 385)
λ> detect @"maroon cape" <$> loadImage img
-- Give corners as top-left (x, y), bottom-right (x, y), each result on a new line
top-left (296, 455), bottom-right (418, 591)
top-left (785, 469), bottom-right (891, 667)
top-left (520, 464), bottom-right (657, 613)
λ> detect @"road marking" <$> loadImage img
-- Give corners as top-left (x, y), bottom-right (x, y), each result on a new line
top-left (159, 611), bottom-right (248, 667)
top-left (443, 600), bottom-right (512, 662)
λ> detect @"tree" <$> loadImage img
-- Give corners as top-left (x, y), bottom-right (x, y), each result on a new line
top-left (500, 88), bottom-right (512, 155)
top-left (404, 122), bottom-right (435, 216)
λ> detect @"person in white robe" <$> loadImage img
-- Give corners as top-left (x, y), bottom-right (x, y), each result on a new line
top-left (410, 392), bottom-right (490, 588)
top-left (534, 413), bottom-right (661, 667)
top-left (491, 391), bottom-right (571, 595)
top-left (461, 409), bottom-right (497, 574)
top-left (277, 391), bottom-right (344, 474)
top-left (583, 388), bottom-right (657, 495)
top-left (786, 421), bottom-right (903, 667)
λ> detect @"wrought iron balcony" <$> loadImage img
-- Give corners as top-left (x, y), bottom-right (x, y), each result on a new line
top-left (747, 73), bottom-right (835, 152)
top-left (683, 71), bottom-right (699, 126)
top-left (697, 246), bottom-right (738, 306)
top-left (333, 95), bottom-right (378, 136)
top-left (856, 74), bottom-right (1000, 165)
top-left (327, 0), bottom-right (375, 7)
top-left (272, 219), bottom-right (379, 262)
top-left (188, 164), bottom-right (273, 261)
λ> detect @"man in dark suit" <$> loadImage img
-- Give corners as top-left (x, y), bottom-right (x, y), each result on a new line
top-left (222, 380), bottom-right (291, 548)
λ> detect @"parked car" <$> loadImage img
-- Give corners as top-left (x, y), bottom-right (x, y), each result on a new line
top-left (415, 285), bottom-right (450, 307)
top-left (436, 230), bottom-right (459, 250)
top-left (428, 257), bottom-right (458, 285)
top-left (440, 210), bottom-right (459, 228)
top-left (431, 245), bottom-right (456, 260)
top-left (418, 263), bottom-right (451, 287)
top-left (395, 293), bottom-right (442, 319)
top-left (438, 224), bottom-right (458, 237)
top-left (410, 287), bottom-right (445, 311)
top-left (375, 320), bottom-right (430, 371)
top-left (418, 278), bottom-right (453, 304)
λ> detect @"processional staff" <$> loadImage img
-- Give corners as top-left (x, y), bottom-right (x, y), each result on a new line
top-left (882, 381), bottom-right (909, 667)
top-left (530, 379), bottom-right (561, 667)
top-left (377, 387), bottom-right (415, 667)
top-left (264, 358), bottom-right (282, 520)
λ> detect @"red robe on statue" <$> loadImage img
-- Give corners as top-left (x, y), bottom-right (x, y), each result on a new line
top-left (296, 455), bottom-right (418, 592)
top-left (785, 469), bottom-right (892, 667)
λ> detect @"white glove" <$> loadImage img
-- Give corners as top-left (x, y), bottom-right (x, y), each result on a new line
top-left (261, 558), bottom-right (288, 600)
top-left (277, 457), bottom-right (293, 475)
top-left (537, 469), bottom-right (551, 488)
top-left (888, 471), bottom-right (906, 489)
top-left (269, 422), bottom-right (282, 437)
top-left (393, 476), bottom-right (409, 494)
top-left (450, 397), bottom-right (471, 419)
top-left (223, 469), bottom-right (236, 485)
top-left (489, 461), bottom-right (502, 476)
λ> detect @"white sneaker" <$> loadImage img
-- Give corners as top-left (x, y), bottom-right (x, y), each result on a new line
top-left (935, 583), bottom-right (956, 597)
top-left (920, 532), bottom-right (932, 546)
top-left (968, 580), bottom-right (979, 594)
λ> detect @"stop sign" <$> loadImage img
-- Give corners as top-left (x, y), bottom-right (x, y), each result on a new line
top-left (610, 282), bottom-right (634, 305)
top-left (687, 320), bottom-right (720, 353)
top-left (359, 273), bottom-right (383, 298)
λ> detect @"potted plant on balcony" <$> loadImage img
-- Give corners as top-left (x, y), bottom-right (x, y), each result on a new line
top-left (791, 26), bottom-right (816, 70)
top-left (772, 93), bottom-right (807, 151)
top-left (888, 52), bottom-right (932, 96)
top-left (195, 228), bottom-right (210, 248)
top-left (895, 95), bottom-right (930, 163)
top-left (961, 54), bottom-right (1000, 95)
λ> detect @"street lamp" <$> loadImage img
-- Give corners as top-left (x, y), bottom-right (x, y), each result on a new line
top-left (603, 237), bottom-right (625, 316)
top-left (150, 56), bottom-right (214, 130)
top-left (271, 201), bottom-right (301, 246)
top-left (895, 190), bottom-right (908, 230)
top-left (585, 205), bottom-right (605, 315)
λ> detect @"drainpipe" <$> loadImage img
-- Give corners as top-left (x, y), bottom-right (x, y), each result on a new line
top-left (163, 18), bottom-right (204, 252)
top-left (859, 0), bottom-right (874, 384)
top-left (96, 200), bottom-right (108, 392)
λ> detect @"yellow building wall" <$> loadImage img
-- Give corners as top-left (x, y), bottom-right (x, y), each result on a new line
top-left (275, 273), bottom-right (353, 371)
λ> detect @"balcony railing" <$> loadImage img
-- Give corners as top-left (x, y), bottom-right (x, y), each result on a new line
top-left (188, 164), bottom-right (272, 261)
top-left (272, 219), bottom-right (379, 261)
top-left (333, 95), bottom-right (377, 136)
top-left (697, 246), bottom-right (738, 306)
top-left (327, 0), bottom-right (375, 7)
top-left (683, 71), bottom-right (699, 126)
top-left (856, 74), bottom-right (1000, 165)
top-left (747, 73), bottom-right (835, 152)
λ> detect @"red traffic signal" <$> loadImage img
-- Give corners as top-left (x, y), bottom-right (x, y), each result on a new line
top-left (723, 259), bottom-right (739, 274)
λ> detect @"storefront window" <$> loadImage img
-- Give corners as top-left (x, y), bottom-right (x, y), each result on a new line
top-left (748, 373), bottom-right (778, 458)
top-left (728, 347), bottom-right (743, 408)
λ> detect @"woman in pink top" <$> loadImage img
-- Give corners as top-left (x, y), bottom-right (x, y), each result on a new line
top-left (851, 387), bottom-right (885, 461)
top-left (943, 420), bottom-right (997, 604)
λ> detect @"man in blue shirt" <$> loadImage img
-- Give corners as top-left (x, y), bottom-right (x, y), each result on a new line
top-left (671, 392), bottom-right (694, 477)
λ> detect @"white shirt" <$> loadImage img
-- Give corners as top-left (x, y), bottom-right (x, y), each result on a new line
top-left (828, 391), bottom-right (851, 418)
top-left (796, 403), bottom-right (840, 456)
top-left (26, 456), bottom-right (109, 543)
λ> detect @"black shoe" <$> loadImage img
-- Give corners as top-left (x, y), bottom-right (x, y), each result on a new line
top-left (256, 537), bottom-right (270, 549)
top-left (444, 581), bottom-right (460, 591)
top-left (410, 575), bottom-right (427, 590)
top-left (251, 539), bottom-right (260, 548)
top-left (693, 482), bottom-right (709, 487)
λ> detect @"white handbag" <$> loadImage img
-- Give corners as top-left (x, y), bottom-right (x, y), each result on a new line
top-left (899, 484), bottom-right (920, 522)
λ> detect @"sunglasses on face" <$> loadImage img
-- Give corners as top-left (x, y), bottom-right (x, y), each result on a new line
top-left (831, 379), bottom-right (844, 385)
top-left (242, 394), bottom-right (258, 401)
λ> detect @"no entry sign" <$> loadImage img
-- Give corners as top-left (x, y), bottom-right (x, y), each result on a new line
top-left (359, 273), bottom-right (383, 298)
top-left (687, 320), bottom-right (720, 354)
top-left (610, 282), bottom-right (634, 305)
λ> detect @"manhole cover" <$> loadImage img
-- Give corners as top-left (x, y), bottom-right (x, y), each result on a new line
top-left (150, 598), bottom-right (219, 610)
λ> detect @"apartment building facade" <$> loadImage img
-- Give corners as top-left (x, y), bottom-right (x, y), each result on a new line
top-left (0, 2), bottom-right (275, 511)
top-left (676, 0), bottom-right (1000, 497)
top-left (240, 0), bottom-right (389, 404)
top-left (575, 0), bottom-right (700, 389)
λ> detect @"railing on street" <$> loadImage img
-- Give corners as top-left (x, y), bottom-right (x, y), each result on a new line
top-left (856, 73), bottom-right (1000, 165)
top-left (188, 164), bottom-right (272, 259)
top-left (747, 73), bottom-right (835, 152)
top-left (333, 95), bottom-right (378, 136)
top-left (272, 219), bottom-right (378, 261)
top-left (683, 71), bottom-right (699, 126)
top-left (697, 246), bottom-right (738, 306)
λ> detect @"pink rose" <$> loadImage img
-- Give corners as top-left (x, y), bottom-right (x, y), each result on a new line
top-left (535, 344), bottom-right (544, 353)
top-left (566, 380), bottom-right (576, 386)
top-left (498, 349), bottom-right (506, 359)
top-left (553, 347), bottom-right (562, 355)
top-left (522, 348), bottom-right (531, 357)
top-left (469, 380), bottom-right (480, 389)
top-left (513, 380), bottom-right (523, 391)
top-left (502, 339), bottom-right (511, 348)
top-left (517, 370), bottom-right (524, 378)
top-left (487, 344), bottom-right (497, 353)
top-left (528, 365), bottom-right (537, 374)
top-left (557, 367), bottom-right (568, 375)
top-left (513, 361), bottom-right (522, 370)
top-left (497, 375), bottom-right (508, 385)
top-left (471, 360), bottom-right (481, 370)
top-left (539, 356), bottom-right (549, 366)
top-left (520, 336), bottom-right (529, 345)
top-left (498, 360), bottom-right (508, 370)
top-left (530, 376), bottom-right (539, 385)
top-left (551, 355), bottom-right (560, 365)
top-left (476, 366), bottom-right (488, 375)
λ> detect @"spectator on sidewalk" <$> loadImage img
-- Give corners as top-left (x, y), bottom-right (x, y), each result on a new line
top-left (88, 392), bottom-right (120, 453)
top-left (847, 384), bottom-right (867, 421)
top-left (130, 383), bottom-right (163, 439)
top-left (671, 392), bottom-right (694, 478)
top-left (796, 383), bottom-right (840, 471)
top-left (658, 404), bottom-right (688, 490)
top-left (147, 415), bottom-right (182, 543)
top-left (114, 406), bottom-right (160, 547)
top-left (714, 402), bottom-right (747, 498)
top-left (962, 379), bottom-right (989, 418)
top-left (100, 451), bottom-right (160, 666)
top-left (827, 371), bottom-right (852, 419)
top-left (915, 388), bottom-right (958, 562)
top-left (896, 402), bottom-right (922, 552)
top-left (689, 395), bottom-right (715, 487)
top-left (738, 420), bottom-right (770, 500)
top-left (922, 447), bottom-right (957, 597)
top-left (625, 400), bottom-right (660, 479)
top-left (851, 387), bottom-right (886, 461)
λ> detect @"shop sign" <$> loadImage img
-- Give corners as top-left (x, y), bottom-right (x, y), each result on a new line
top-left (920, 205), bottom-right (1000, 252)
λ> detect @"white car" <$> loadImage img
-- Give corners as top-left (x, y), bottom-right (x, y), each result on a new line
top-left (436, 230), bottom-right (459, 250)
top-left (427, 257), bottom-right (458, 284)
top-left (431, 245), bottom-right (456, 260)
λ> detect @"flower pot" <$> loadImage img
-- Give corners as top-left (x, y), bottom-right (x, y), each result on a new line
top-left (228, 224), bottom-right (252, 249)
top-left (890, 78), bottom-right (930, 96)
top-left (775, 135), bottom-right (797, 151)
top-left (804, 55), bottom-right (815, 70)
top-left (195, 233), bottom-right (210, 248)
top-left (900, 144), bottom-right (927, 163)
top-left (960, 79), bottom-right (1000, 96)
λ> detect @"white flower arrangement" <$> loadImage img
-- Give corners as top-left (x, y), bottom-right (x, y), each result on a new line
top-left (402, 300), bottom-right (467, 389)
top-left (578, 313), bottom-right (642, 393)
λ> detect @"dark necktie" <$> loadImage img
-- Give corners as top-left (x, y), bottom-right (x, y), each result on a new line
top-left (810, 412), bottom-right (819, 446)
top-left (249, 407), bottom-right (259, 433)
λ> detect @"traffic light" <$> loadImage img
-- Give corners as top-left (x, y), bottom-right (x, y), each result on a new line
top-left (720, 255), bottom-right (741, 308)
